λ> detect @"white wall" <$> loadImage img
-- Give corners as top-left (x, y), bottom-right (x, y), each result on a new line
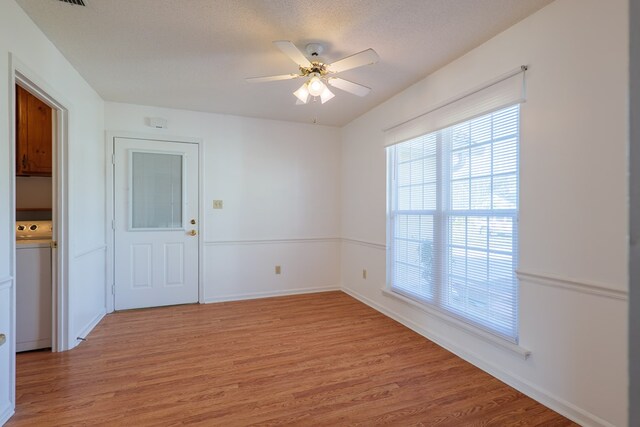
top-left (105, 103), bottom-right (341, 302)
top-left (0, 0), bottom-right (106, 423)
top-left (340, 0), bottom-right (628, 426)
top-left (630, 0), bottom-right (640, 424)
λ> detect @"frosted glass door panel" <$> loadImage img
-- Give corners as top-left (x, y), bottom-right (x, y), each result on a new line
top-left (131, 152), bottom-right (183, 229)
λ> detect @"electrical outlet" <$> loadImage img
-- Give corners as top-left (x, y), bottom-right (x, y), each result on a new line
top-left (213, 200), bottom-right (223, 209)
top-left (362, 269), bottom-right (367, 279)
top-left (275, 265), bottom-right (281, 275)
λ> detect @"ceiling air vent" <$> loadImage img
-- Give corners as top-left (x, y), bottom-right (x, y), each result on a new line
top-left (58, 0), bottom-right (86, 6)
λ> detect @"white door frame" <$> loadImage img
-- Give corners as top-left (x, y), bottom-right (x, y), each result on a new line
top-left (7, 53), bottom-right (71, 409)
top-left (105, 132), bottom-right (205, 313)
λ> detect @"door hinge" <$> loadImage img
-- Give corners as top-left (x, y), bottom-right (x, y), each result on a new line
top-left (112, 154), bottom-right (115, 165)
top-left (111, 285), bottom-right (115, 295)
top-left (50, 241), bottom-right (58, 249)
top-left (111, 219), bottom-right (115, 230)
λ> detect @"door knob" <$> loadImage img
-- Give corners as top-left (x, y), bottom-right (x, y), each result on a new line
top-left (189, 230), bottom-right (197, 236)
top-left (0, 334), bottom-right (5, 347)
top-left (190, 219), bottom-right (196, 225)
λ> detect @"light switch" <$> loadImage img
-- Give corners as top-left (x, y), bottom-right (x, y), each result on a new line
top-left (213, 200), bottom-right (223, 209)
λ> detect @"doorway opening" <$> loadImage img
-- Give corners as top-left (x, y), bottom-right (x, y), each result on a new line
top-left (10, 57), bottom-right (70, 364)
top-left (14, 83), bottom-right (55, 354)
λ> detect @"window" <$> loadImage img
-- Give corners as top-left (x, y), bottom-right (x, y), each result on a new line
top-left (387, 104), bottom-right (519, 342)
top-left (131, 151), bottom-right (184, 229)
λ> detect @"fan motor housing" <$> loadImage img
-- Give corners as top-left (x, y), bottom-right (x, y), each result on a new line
top-left (299, 43), bottom-right (328, 76)
top-left (300, 62), bottom-right (328, 77)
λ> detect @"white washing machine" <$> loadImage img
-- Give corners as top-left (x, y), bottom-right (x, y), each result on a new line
top-left (16, 221), bottom-right (52, 352)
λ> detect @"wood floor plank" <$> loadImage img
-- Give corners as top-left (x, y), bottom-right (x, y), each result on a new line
top-left (7, 291), bottom-right (575, 426)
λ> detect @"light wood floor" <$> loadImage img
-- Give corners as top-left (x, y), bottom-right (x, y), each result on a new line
top-left (9, 291), bottom-right (574, 426)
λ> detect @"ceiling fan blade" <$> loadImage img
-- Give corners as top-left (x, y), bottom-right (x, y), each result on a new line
top-left (273, 40), bottom-right (312, 68)
top-left (245, 73), bottom-right (300, 83)
top-left (327, 48), bottom-right (379, 74)
top-left (327, 77), bottom-right (371, 97)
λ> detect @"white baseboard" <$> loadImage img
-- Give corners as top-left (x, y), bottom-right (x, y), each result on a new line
top-left (203, 286), bottom-right (340, 304)
top-left (0, 402), bottom-right (14, 426)
top-left (16, 338), bottom-right (51, 353)
top-left (70, 309), bottom-right (106, 349)
top-left (341, 286), bottom-right (615, 427)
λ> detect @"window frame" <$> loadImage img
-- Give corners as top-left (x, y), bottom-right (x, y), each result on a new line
top-left (386, 104), bottom-right (520, 344)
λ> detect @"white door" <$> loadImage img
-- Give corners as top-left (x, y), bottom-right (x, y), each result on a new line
top-left (114, 137), bottom-right (199, 310)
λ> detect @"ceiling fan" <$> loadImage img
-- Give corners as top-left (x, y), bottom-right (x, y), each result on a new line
top-left (246, 41), bottom-right (379, 105)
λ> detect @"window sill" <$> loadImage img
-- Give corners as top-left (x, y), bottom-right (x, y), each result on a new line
top-left (381, 288), bottom-right (531, 359)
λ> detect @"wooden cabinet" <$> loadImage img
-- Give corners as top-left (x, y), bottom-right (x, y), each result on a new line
top-left (16, 85), bottom-right (53, 176)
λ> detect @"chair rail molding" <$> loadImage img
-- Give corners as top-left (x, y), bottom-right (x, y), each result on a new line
top-left (516, 269), bottom-right (627, 301)
top-left (0, 276), bottom-right (12, 291)
top-left (204, 237), bottom-right (340, 246)
top-left (341, 237), bottom-right (386, 250)
top-left (74, 243), bottom-right (107, 259)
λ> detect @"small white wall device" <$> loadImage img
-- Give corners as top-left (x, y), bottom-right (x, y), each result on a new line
top-left (147, 117), bottom-right (168, 129)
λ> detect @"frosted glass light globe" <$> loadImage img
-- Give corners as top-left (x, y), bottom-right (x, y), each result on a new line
top-left (307, 76), bottom-right (325, 97)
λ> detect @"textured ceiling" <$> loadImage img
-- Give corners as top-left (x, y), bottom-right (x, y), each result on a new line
top-left (16, 0), bottom-right (553, 126)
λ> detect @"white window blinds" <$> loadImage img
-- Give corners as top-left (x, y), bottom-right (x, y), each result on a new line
top-left (384, 67), bottom-right (526, 147)
top-left (386, 71), bottom-right (523, 342)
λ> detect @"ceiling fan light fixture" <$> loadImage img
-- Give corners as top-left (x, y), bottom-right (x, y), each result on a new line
top-left (307, 76), bottom-right (325, 97)
top-left (320, 86), bottom-right (335, 104)
top-left (247, 41), bottom-right (379, 107)
top-left (293, 83), bottom-right (310, 104)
